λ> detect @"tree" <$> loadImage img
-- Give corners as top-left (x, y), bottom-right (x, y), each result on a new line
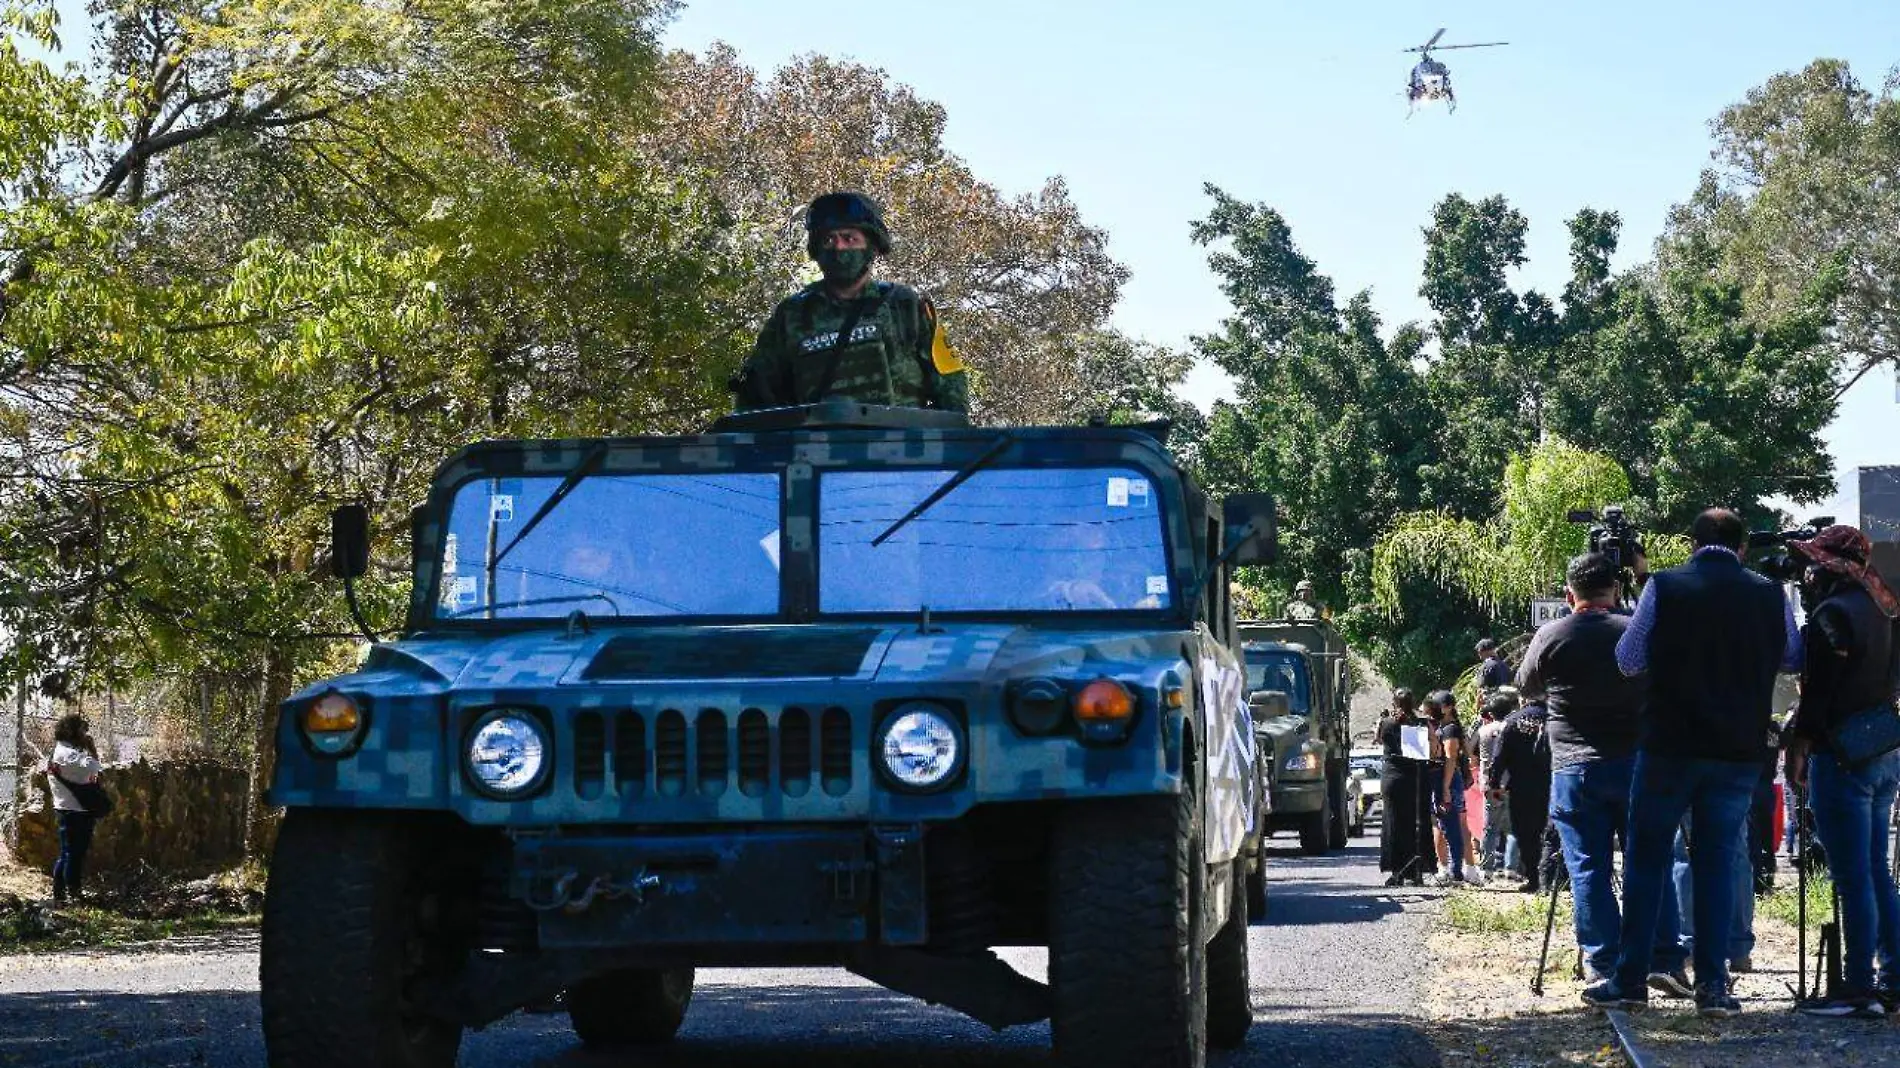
top-left (1372, 438), bottom-right (1691, 619)
top-left (0, 0), bottom-right (745, 850)
top-left (1191, 181), bottom-right (1836, 690)
top-left (1661, 59), bottom-right (1900, 397)
top-left (644, 44), bottom-right (1138, 425)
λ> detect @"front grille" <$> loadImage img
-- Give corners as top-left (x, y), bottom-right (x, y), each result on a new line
top-left (572, 705), bottom-right (855, 802)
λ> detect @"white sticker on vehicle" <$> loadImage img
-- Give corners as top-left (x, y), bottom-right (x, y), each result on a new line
top-left (759, 529), bottom-right (781, 571)
top-left (1106, 477), bottom-right (1130, 507)
top-left (1128, 478), bottom-right (1151, 507)
top-left (490, 494), bottom-right (514, 523)
top-left (1147, 575), bottom-right (1169, 596)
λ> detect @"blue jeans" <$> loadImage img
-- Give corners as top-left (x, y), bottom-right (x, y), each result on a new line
top-left (1808, 749), bottom-right (1900, 995)
top-left (53, 810), bottom-right (95, 901)
top-left (1613, 752), bottom-right (1759, 993)
top-left (1437, 771), bottom-right (1468, 879)
top-left (1551, 756), bottom-right (1687, 978)
top-left (1673, 815), bottom-right (1755, 963)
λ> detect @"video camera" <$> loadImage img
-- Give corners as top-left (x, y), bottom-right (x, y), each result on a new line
top-left (1746, 515), bottom-right (1834, 583)
top-left (1567, 505), bottom-right (1644, 573)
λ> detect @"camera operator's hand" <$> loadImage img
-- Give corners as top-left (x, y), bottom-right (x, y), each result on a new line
top-left (1785, 736), bottom-right (1811, 790)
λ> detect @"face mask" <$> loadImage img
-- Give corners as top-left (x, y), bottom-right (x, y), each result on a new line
top-left (815, 247), bottom-right (874, 286)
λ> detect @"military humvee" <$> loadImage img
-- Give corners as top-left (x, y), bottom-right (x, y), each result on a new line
top-left (1237, 619), bottom-right (1354, 860)
top-left (259, 400), bottom-right (1274, 1068)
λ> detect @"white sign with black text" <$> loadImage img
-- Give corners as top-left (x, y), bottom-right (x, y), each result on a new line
top-left (1530, 597), bottom-right (1572, 630)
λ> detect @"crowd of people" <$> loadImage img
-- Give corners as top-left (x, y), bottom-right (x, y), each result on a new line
top-left (1377, 508), bottom-right (1900, 1021)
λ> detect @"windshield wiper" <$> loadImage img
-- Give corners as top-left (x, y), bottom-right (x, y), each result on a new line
top-left (871, 432), bottom-right (1015, 547)
top-left (445, 593), bottom-right (622, 619)
top-left (489, 441), bottom-right (609, 571)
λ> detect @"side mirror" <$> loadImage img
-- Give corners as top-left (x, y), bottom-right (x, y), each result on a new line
top-left (1223, 493), bottom-right (1278, 567)
top-left (331, 504), bottom-right (370, 580)
top-left (1247, 689), bottom-right (1291, 720)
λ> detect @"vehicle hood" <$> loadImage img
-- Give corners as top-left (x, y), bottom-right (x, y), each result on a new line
top-left (299, 622), bottom-right (1194, 699)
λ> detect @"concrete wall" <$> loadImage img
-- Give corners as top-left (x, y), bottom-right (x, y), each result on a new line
top-left (15, 756), bottom-right (248, 879)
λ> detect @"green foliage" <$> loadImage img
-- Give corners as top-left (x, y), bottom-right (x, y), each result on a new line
top-left (1372, 438), bottom-right (1682, 618)
top-left (1194, 172), bottom-right (1833, 690)
top-left (1661, 59), bottom-right (1900, 393)
top-left (0, 0), bottom-right (1175, 794)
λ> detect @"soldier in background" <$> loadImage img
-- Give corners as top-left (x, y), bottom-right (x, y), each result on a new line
top-left (730, 191), bottom-right (969, 413)
top-left (1284, 579), bottom-right (1324, 620)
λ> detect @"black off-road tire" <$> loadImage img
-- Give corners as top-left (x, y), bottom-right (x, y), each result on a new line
top-left (1050, 781), bottom-right (1208, 1068)
top-left (566, 967), bottom-right (695, 1047)
top-left (1298, 789), bottom-right (1333, 855)
top-left (1245, 862), bottom-right (1267, 919)
top-left (1326, 765), bottom-right (1350, 850)
top-left (1206, 864), bottom-right (1254, 1050)
top-left (261, 810), bottom-right (462, 1068)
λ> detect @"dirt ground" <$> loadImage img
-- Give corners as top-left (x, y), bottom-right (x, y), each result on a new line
top-left (1422, 873), bottom-right (1900, 1067)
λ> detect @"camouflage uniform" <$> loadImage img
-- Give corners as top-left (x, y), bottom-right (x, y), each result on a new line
top-left (733, 280), bottom-right (968, 412)
top-left (1283, 599), bottom-right (1322, 621)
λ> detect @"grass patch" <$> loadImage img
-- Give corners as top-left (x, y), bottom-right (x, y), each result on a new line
top-left (1442, 888), bottom-right (1572, 935)
top-left (0, 903), bottom-right (256, 954)
top-left (1759, 867), bottom-right (1832, 928)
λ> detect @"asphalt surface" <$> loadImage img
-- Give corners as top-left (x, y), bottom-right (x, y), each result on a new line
top-left (0, 834), bottom-right (1442, 1068)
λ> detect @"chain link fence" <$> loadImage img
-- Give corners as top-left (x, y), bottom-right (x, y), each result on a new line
top-left (2, 671), bottom-right (265, 848)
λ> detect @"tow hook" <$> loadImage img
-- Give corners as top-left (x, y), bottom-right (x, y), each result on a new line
top-left (522, 868), bottom-right (662, 914)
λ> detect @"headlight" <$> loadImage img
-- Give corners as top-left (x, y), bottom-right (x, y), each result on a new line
top-left (1282, 748), bottom-right (1323, 775)
top-left (465, 711), bottom-right (550, 797)
top-left (877, 704), bottom-right (964, 791)
top-left (300, 690), bottom-right (366, 756)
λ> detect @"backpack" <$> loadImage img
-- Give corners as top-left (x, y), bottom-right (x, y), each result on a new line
top-left (49, 761), bottom-right (112, 818)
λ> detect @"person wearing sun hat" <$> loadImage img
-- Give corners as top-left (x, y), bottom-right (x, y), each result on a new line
top-left (1784, 524), bottom-right (1900, 1018)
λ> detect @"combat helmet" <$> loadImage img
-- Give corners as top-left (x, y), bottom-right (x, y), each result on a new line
top-left (805, 191), bottom-right (892, 255)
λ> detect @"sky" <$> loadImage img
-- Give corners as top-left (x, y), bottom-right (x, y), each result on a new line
top-left (660, 0), bottom-right (1898, 524)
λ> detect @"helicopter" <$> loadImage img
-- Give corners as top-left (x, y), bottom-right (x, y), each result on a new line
top-left (1404, 28), bottom-right (1507, 114)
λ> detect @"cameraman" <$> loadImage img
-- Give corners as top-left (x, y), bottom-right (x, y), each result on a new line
top-left (1518, 553), bottom-right (1685, 983)
top-left (1784, 525), bottom-right (1900, 1018)
top-left (1586, 509), bottom-right (1801, 1018)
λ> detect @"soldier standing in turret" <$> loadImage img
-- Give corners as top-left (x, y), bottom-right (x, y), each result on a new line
top-left (730, 191), bottom-right (969, 413)
top-left (1284, 579), bottom-right (1324, 620)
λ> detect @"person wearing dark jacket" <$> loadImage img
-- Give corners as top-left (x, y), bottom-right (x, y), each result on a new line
top-left (1586, 509), bottom-right (1802, 1019)
top-left (1488, 695), bottom-right (1553, 891)
top-left (1783, 525), bottom-right (1900, 1018)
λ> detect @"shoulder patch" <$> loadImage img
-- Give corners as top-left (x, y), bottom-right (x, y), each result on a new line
top-left (930, 316), bottom-right (964, 375)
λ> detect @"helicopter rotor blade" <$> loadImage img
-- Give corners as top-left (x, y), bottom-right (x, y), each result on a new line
top-left (1425, 27), bottom-right (1445, 49)
top-left (1432, 41), bottom-right (1510, 49)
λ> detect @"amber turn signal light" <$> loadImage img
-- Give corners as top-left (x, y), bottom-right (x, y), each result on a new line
top-left (1073, 678), bottom-right (1136, 722)
top-left (305, 692), bottom-right (361, 733)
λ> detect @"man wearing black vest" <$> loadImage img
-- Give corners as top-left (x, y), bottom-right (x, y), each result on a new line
top-left (1583, 508), bottom-right (1802, 1018)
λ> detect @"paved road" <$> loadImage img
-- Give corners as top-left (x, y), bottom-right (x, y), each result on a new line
top-left (0, 837), bottom-right (1441, 1068)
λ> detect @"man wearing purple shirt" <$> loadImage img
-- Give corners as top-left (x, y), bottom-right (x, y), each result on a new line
top-left (1584, 508), bottom-right (1802, 1019)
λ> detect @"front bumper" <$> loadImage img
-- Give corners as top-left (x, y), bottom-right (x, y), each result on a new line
top-left (1270, 778), bottom-right (1327, 815)
top-left (507, 825), bottom-right (926, 950)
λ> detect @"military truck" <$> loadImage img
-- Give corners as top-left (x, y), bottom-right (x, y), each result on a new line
top-left (1237, 619), bottom-right (1355, 857)
top-left (259, 400), bottom-right (1274, 1068)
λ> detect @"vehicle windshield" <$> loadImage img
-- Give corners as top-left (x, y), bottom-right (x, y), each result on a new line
top-left (1244, 650), bottom-right (1311, 713)
top-left (433, 473), bottom-right (782, 620)
top-left (817, 466), bottom-right (1173, 614)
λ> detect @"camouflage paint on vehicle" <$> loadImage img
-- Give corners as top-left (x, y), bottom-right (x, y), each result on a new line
top-left (271, 411), bottom-right (1257, 870)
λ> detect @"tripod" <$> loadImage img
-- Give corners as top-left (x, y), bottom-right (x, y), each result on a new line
top-left (1531, 823), bottom-right (1579, 994)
